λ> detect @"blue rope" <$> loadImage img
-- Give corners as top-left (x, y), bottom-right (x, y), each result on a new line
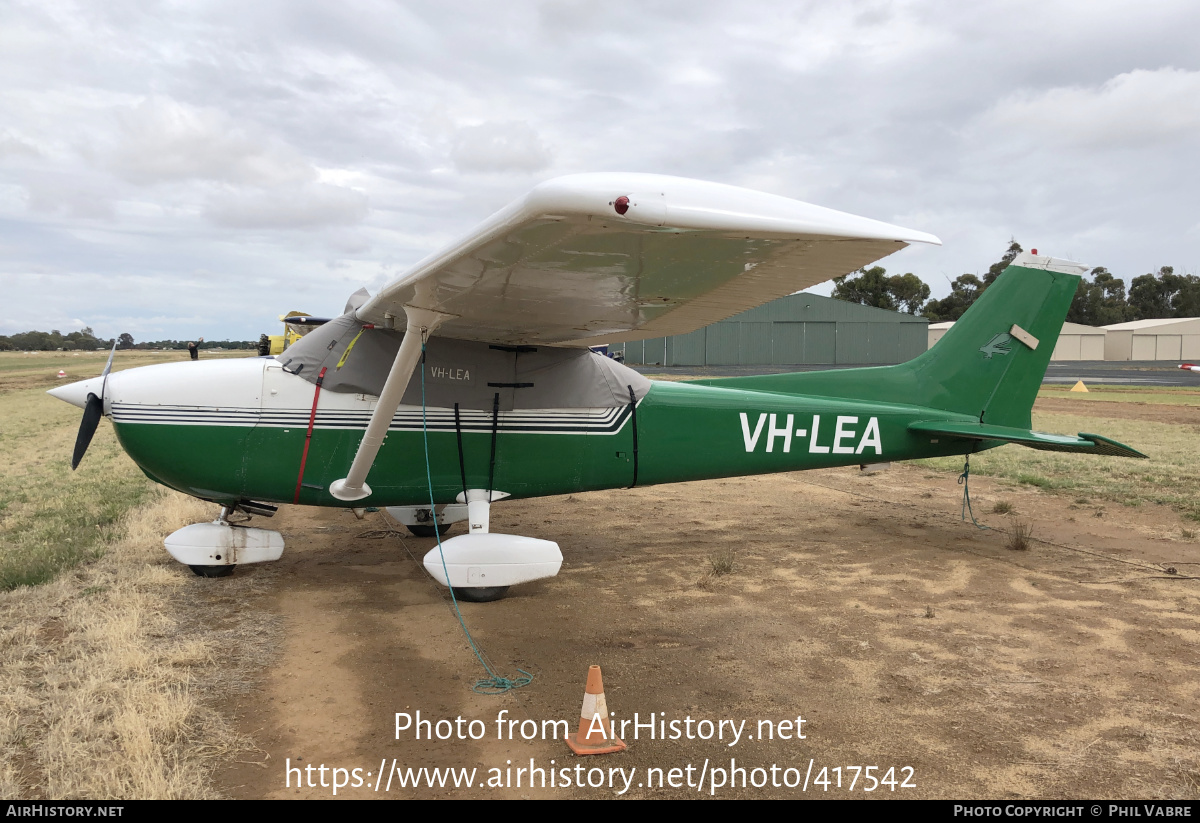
top-left (957, 455), bottom-right (989, 531)
top-left (419, 336), bottom-right (532, 695)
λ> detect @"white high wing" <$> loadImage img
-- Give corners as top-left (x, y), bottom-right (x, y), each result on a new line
top-left (357, 173), bottom-right (941, 346)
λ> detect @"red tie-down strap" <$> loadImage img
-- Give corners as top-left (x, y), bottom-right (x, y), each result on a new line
top-left (293, 366), bottom-right (328, 504)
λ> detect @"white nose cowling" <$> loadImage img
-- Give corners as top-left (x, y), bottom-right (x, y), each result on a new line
top-left (47, 376), bottom-right (107, 410)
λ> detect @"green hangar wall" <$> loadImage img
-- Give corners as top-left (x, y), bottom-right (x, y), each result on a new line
top-left (613, 293), bottom-right (929, 367)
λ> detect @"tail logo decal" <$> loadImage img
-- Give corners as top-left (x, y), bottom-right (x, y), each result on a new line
top-left (979, 333), bottom-right (1013, 360)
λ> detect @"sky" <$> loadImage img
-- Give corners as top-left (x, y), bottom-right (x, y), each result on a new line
top-left (2, 0), bottom-right (1199, 341)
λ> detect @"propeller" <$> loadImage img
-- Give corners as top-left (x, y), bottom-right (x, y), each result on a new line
top-left (71, 343), bottom-right (116, 470)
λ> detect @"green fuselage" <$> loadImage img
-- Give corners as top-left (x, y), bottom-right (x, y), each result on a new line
top-left (95, 261), bottom-right (1144, 508)
top-left (114, 379), bottom-right (976, 508)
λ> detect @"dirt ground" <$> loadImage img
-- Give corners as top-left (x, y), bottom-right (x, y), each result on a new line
top-left (205, 412), bottom-right (1200, 799)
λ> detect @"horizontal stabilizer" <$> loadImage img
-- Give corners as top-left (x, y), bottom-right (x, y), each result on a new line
top-left (908, 421), bottom-right (1147, 459)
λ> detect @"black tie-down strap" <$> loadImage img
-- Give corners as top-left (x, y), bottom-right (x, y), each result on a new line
top-left (488, 392), bottom-right (500, 503)
top-left (627, 385), bottom-right (639, 488)
top-left (454, 402), bottom-right (468, 503)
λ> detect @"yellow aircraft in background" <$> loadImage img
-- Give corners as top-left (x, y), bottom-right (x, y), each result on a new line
top-left (258, 312), bottom-right (331, 356)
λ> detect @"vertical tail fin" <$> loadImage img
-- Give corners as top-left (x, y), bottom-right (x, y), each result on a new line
top-left (901, 253), bottom-right (1085, 427)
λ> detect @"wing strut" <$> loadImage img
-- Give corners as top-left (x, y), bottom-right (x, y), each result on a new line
top-left (329, 305), bottom-right (453, 502)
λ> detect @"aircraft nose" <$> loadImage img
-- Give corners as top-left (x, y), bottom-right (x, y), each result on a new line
top-left (47, 376), bottom-right (106, 410)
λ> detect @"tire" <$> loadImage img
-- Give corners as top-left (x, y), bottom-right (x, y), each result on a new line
top-left (451, 586), bottom-right (509, 603)
top-left (189, 564), bottom-right (236, 578)
top-left (406, 521), bottom-right (454, 538)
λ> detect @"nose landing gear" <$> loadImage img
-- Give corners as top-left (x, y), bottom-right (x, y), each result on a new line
top-left (165, 504), bottom-right (284, 578)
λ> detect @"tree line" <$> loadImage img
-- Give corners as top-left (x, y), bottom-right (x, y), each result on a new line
top-left (832, 241), bottom-right (1194, 325)
top-left (0, 328), bottom-right (258, 351)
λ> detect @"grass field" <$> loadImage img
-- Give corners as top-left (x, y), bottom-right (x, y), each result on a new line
top-left (1039, 383), bottom-right (1200, 406)
top-left (0, 349), bottom-right (249, 391)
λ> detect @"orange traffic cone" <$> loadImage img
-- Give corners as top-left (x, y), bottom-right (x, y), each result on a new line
top-left (566, 665), bottom-right (627, 756)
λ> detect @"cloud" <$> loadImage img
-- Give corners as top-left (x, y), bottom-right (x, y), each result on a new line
top-left (0, 131), bottom-right (40, 159)
top-left (105, 97), bottom-right (315, 186)
top-left (24, 176), bottom-right (115, 220)
top-left (979, 67), bottom-right (1200, 150)
top-left (204, 182), bottom-right (369, 228)
top-left (450, 120), bottom-right (552, 173)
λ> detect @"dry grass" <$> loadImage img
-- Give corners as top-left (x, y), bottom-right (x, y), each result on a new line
top-left (696, 548), bottom-right (736, 590)
top-left (1007, 519), bottom-right (1034, 551)
top-left (992, 500), bottom-right (1014, 514)
top-left (709, 547), bottom-right (736, 576)
top-left (0, 488), bottom-right (273, 799)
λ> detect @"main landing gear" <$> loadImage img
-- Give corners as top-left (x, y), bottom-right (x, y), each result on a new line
top-left (389, 490), bottom-right (561, 603)
top-left (390, 503), bottom-right (465, 538)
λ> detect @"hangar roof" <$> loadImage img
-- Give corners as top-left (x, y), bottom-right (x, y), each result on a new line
top-left (727, 292), bottom-right (928, 324)
top-left (1103, 317), bottom-right (1200, 331)
top-left (928, 321), bottom-right (1103, 334)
